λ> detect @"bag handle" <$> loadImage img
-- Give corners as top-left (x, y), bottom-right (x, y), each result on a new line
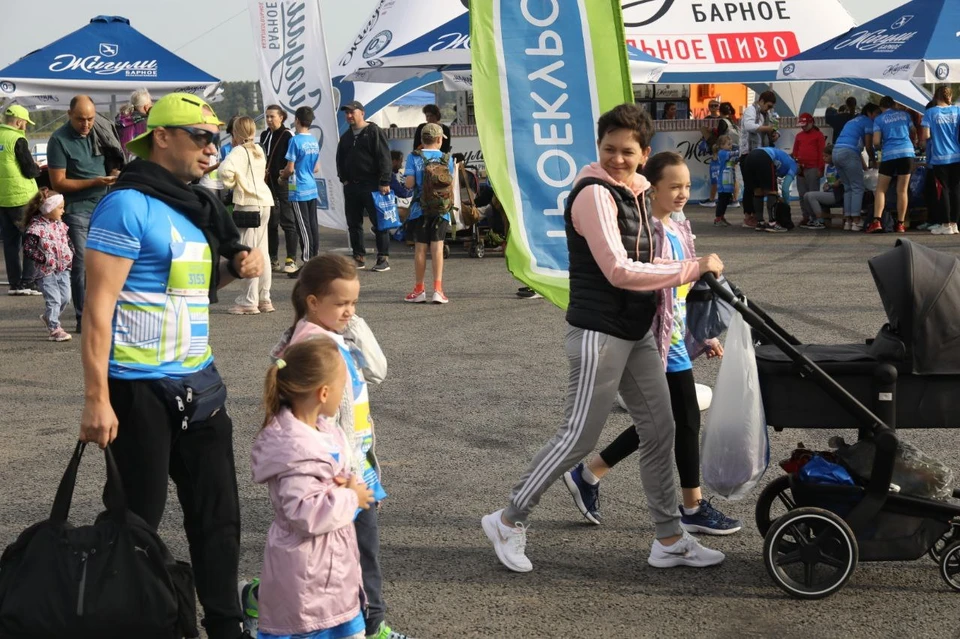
top-left (50, 441), bottom-right (128, 523)
top-left (244, 145), bottom-right (265, 204)
top-left (264, 129), bottom-right (287, 181)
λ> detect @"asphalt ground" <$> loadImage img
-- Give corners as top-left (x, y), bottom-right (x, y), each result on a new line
top-left (3, 210), bottom-right (960, 639)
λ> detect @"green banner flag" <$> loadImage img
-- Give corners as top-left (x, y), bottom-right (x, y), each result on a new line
top-left (470, 0), bottom-right (634, 309)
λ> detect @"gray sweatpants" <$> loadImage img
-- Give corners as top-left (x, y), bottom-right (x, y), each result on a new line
top-left (504, 326), bottom-right (682, 539)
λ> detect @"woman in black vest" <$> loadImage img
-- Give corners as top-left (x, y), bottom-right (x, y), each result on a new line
top-left (482, 104), bottom-right (725, 573)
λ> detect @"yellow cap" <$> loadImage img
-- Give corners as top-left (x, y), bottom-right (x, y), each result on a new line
top-left (4, 105), bottom-right (34, 126)
top-left (125, 92), bottom-right (223, 159)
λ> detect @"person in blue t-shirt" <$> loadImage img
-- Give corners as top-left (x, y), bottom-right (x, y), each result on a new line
top-left (832, 103), bottom-right (879, 231)
top-left (403, 123), bottom-right (455, 304)
top-left (80, 93), bottom-right (263, 639)
top-left (741, 143), bottom-right (797, 233)
top-left (921, 85), bottom-right (960, 235)
top-left (281, 106), bottom-right (320, 270)
top-left (712, 135), bottom-right (736, 227)
top-left (869, 96), bottom-right (916, 233)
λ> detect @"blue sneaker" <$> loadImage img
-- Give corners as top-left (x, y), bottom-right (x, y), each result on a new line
top-left (680, 499), bottom-right (742, 535)
top-left (562, 463), bottom-right (601, 525)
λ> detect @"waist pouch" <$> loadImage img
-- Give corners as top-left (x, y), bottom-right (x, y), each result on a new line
top-left (150, 364), bottom-right (227, 431)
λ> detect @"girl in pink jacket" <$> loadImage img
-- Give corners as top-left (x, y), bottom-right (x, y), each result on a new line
top-left (251, 338), bottom-right (375, 639)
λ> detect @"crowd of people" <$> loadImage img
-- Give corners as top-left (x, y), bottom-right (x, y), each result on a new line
top-left (697, 88), bottom-right (960, 236)
top-left (1, 80), bottom-right (957, 639)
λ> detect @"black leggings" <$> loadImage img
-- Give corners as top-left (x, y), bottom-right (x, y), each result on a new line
top-left (599, 368), bottom-right (701, 489)
top-left (931, 163), bottom-right (960, 225)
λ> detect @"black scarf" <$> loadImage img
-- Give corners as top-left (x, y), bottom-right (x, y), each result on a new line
top-left (112, 159), bottom-right (250, 303)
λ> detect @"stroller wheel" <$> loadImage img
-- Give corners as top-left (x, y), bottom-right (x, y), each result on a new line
top-left (756, 475), bottom-right (796, 537)
top-left (940, 540), bottom-right (960, 592)
top-left (764, 507), bottom-right (858, 600)
top-left (929, 525), bottom-right (959, 563)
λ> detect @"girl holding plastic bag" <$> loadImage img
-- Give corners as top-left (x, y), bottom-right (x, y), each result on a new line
top-left (482, 105), bottom-right (727, 573)
top-left (563, 152), bottom-right (742, 534)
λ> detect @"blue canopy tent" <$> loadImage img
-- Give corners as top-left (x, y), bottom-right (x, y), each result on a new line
top-left (0, 15), bottom-right (220, 110)
top-left (778, 0), bottom-right (960, 86)
top-left (343, 11), bottom-right (666, 85)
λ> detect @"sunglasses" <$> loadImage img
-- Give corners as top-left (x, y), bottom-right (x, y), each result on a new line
top-left (165, 125), bottom-right (221, 147)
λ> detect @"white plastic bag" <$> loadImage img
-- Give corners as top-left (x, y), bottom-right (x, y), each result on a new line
top-left (342, 316), bottom-right (387, 385)
top-left (863, 168), bottom-right (879, 193)
top-left (700, 312), bottom-right (769, 500)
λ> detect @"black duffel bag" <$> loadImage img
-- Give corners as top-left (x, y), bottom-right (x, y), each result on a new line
top-left (0, 442), bottom-right (199, 639)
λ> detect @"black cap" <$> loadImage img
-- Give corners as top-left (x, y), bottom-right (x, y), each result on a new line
top-left (340, 100), bottom-right (364, 112)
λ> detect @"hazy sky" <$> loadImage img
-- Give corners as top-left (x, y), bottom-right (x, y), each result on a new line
top-left (0, 0), bottom-right (908, 82)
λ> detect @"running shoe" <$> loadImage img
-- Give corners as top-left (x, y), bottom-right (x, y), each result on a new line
top-left (648, 532), bottom-right (725, 568)
top-left (698, 199), bottom-right (717, 207)
top-left (894, 221), bottom-right (906, 234)
top-left (404, 287), bottom-right (426, 303)
top-left (930, 224), bottom-right (946, 234)
top-left (258, 301), bottom-right (276, 313)
top-left (21, 286), bottom-right (42, 296)
top-left (432, 290), bottom-right (448, 304)
top-left (729, 200), bottom-right (741, 208)
top-left (741, 216), bottom-right (757, 229)
top-left (843, 219), bottom-right (853, 231)
top-left (765, 222), bottom-right (788, 233)
top-left (238, 579), bottom-right (259, 636)
top-left (368, 622), bottom-right (413, 639)
top-left (228, 305), bottom-right (260, 315)
top-left (516, 287), bottom-right (543, 299)
top-left (49, 327), bottom-right (72, 342)
top-left (866, 220), bottom-right (883, 234)
top-left (353, 255), bottom-right (367, 269)
top-left (851, 221), bottom-right (864, 232)
top-left (282, 258), bottom-right (298, 274)
top-left (680, 499), bottom-right (742, 535)
top-left (371, 257), bottom-right (390, 272)
top-left (562, 463), bottom-right (601, 525)
top-left (713, 217), bottom-right (731, 227)
top-left (482, 510), bottom-right (533, 573)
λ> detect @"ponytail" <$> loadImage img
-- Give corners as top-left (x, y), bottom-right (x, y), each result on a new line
top-left (261, 338), bottom-right (344, 429)
top-left (262, 363), bottom-right (282, 429)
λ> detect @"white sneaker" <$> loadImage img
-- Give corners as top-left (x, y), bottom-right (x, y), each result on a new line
top-left (482, 510), bottom-right (533, 573)
top-left (931, 224), bottom-right (948, 235)
top-left (951, 224), bottom-right (960, 235)
top-left (843, 219), bottom-right (852, 231)
top-left (648, 532), bottom-right (725, 568)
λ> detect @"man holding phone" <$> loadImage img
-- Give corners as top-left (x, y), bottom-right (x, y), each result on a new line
top-left (48, 95), bottom-right (118, 333)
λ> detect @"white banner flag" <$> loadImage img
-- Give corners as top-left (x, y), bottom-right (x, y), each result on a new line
top-left (249, 0), bottom-right (345, 230)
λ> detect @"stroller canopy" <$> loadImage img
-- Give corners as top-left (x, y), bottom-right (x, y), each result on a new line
top-left (868, 239), bottom-right (960, 374)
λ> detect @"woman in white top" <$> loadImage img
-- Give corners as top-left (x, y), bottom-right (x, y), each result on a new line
top-left (219, 116), bottom-right (275, 314)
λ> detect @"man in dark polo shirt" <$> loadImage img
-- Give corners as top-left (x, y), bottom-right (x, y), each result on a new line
top-left (48, 95), bottom-right (117, 332)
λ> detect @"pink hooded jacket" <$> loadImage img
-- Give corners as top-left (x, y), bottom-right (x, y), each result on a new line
top-left (251, 408), bottom-right (361, 636)
top-left (649, 216), bottom-right (716, 368)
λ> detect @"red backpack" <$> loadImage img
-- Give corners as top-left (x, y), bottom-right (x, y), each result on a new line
top-left (415, 151), bottom-right (454, 217)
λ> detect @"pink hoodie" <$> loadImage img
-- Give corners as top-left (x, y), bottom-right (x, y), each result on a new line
top-left (570, 163), bottom-right (701, 293)
top-left (251, 408), bottom-right (361, 636)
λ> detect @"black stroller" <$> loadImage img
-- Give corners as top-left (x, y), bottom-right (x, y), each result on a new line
top-left (705, 239), bottom-right (960, 599)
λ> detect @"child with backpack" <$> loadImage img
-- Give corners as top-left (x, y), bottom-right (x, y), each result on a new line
top-left (403, 123), bottom-right (455, 304)
top-left (251, 338), bottom-right (375, 639)
top-left (21, 188), bottom-right (74, 342)
top-left (241, 255), bottom-right (408, 639)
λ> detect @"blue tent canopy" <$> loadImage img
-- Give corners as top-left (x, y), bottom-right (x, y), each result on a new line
top-left (0, 15), bottom-right (220, 108)
top-left (778, 0), bottom-right (960, 84)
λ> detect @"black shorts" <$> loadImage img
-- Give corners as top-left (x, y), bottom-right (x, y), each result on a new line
top-left (879, 157), bottom-right (914, 177)
top-left (410, 216), bottom-right (450, 244)
top-left (742, 150), bottom-right (778, 192)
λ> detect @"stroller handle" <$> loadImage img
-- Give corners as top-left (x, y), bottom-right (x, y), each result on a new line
top-left (701, 273), bottom-right (898, 447)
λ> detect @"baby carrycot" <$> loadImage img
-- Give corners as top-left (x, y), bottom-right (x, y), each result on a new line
top-left (702, 243), bottom-right (960, 599)
top-left (755, 239), bottom-right (960, 431)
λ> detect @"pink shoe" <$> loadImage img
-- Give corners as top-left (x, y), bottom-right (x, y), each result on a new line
top-left (228, 305), bottom-right (260, 315)
top-left (258, 301), bottom-right (275, 313)
top-left (432, 290), bottom-right (449, 304)
top-left (49, 327), bottom-right (72, 342)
